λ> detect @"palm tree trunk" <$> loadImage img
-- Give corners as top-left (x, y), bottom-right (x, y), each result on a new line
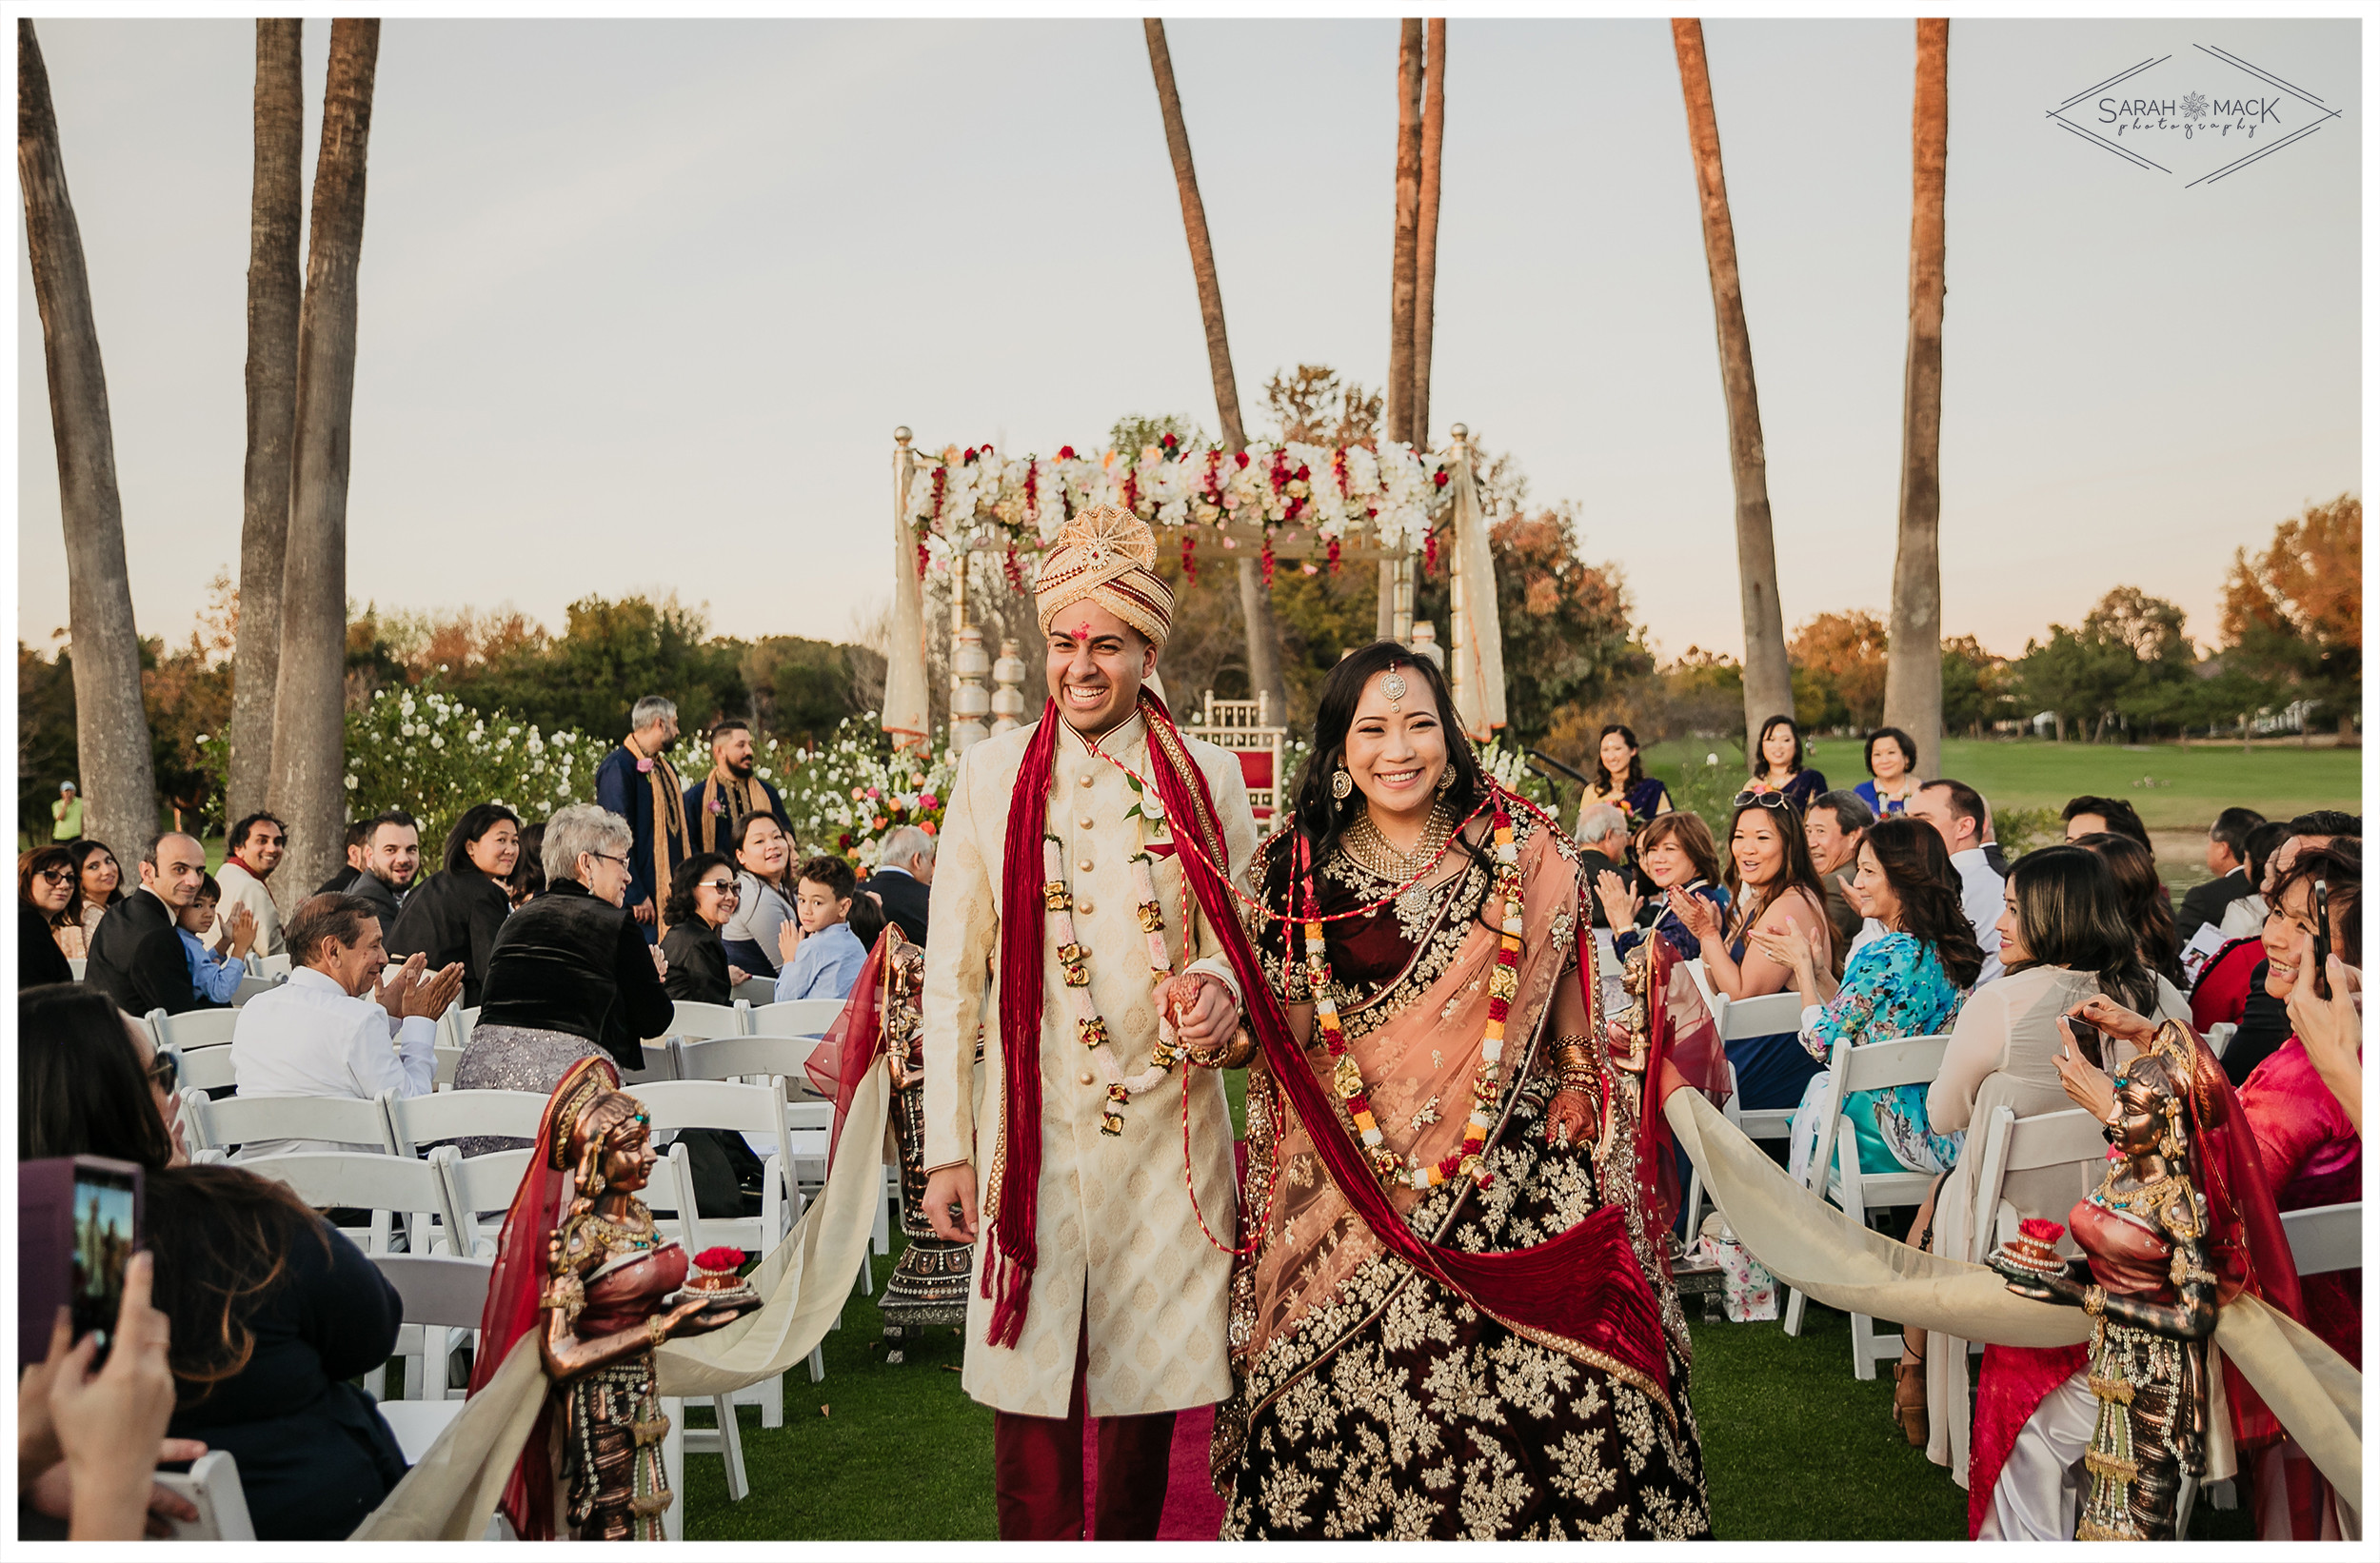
top-left (269, 18), bottom-right (378, 895)
top-left (1411, 18), bottom-right (1445, 448)
top-left (227, 19), bottom-right (306, 827)
top-left (1883, 19), bottom-right (1950, 770)
top-left (1672, 19), bottom-right (1792, 747)
top-left (19, 19), bottom-right (159, 846)
top-left (1142, 19), bottom-right (1286, 719)
top-left (1380, 18), bottom-right (1424, 638)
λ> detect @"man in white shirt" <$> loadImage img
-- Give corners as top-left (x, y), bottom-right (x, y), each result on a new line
top-left (216, 810), bottom-right (289, 958)
top-left (1910, 778), bottom-right (2004, 985)
top-left (230, 891), bottom-right (464, 1157)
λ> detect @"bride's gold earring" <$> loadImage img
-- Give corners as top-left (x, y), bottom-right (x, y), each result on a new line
top-left (1436, 766), bottom-right (1456, 794)
top-left (1331, 767), bottom-right (1354, 802)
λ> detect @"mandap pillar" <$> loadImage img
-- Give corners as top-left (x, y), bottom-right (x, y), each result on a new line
top-left (883, 428), bottom-right (932, 750)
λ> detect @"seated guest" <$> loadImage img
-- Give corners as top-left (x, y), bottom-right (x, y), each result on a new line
top-left (385, 801), bottom-right (519, 1006)
top-left (1806, 789), bottom-right (1877, 973)
top-left (849, 886), bottom-right (891, 953)
top-left (1671, 791), bottom-right (1834, 1113)
top-left (858, 823), bottom-right (935, 947)
top-left (1578, 722), bottom-right (1672, 824)
top-left (721, 811), bottom-right (798, 978)
top-left (20, 845), bottom-right (77, 989)
top-left (311, 818), bottom-right (373, 897)
top-left (1914, 846), bottom-right (2187, 1460)
top-left (215, 812), bottom-right (289, 960)
top-left (684, 718), bottom-right (789, 856)
top-left (660, 852), bottom-right (744, 1004)
top-left (175, 875), bottom-right (256, 1007)
top-left (1595, 809), bottom-right (1729, 963)
top-left (60, 838), bottom-right (127, 962)
top-left (2218, 819), bottom-right (2293, 940)
top-left (461, 804), bottom-right (674, 1116)
top-left (2177, 805), bottom-right (2267, 944)
top-left (345, 810), bottom-right (420, 938)
top-left (1756, 818), bottom-right (1978, 1187)
top-left (774, 853), bottom-right (867, 1002)
top-left (230, 894), bottom-right (458, 1157)
top-left (21, 983), bottom-right (408, 1540)
top-left (1910, 778), bottom-right (2005, 984)
top-left (2072, 830), bottom-right (2181, 988)
top-left (1854, 725), bottom-right (1921, 820)
top-left (1575, 803), bottom-right (1631, 930)
top-left (506, 821), bottom-right (547, 908)
top-left (87, 832), bottom-right (218, 1016)
top-left (2058, 793), bottom-right (2150, 848)
top-left (1750, 713), bottom-right (1828, 811)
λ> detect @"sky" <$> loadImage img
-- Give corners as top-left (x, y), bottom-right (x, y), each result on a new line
top-left (14, 14), bottom-right (2362, 669)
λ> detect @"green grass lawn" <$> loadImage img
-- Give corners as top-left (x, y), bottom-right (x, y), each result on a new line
top-left (678, 1258), bottom-right (2254, 1540)
top-left (1643, 736), bottom-right (2359, 834)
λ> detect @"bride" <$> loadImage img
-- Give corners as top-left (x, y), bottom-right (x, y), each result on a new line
top-left (1213, 642), bottom-right (1711, 1540)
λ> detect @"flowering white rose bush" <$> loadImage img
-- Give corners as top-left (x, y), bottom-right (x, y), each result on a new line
top-left (343, 683), bottom-right (614, 851)
top-left (769, 715), bottom-right (956, 869)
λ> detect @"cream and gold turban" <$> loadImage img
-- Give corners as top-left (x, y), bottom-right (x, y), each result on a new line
top-left (1034, 504), bottom-right (1177, 648)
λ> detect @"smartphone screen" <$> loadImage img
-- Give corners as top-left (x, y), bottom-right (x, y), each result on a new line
top-left (70, 1163), bottom-right (141, 1363)
top-left (2311, 880), bottom-right (2332, 1000)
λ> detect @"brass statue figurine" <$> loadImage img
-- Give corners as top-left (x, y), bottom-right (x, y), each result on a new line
top-left (875, 938), bottom-right (975, 1349)
top-left (534, 1060), bottom-right (751, 1539)
top-left (1990, 1025), bottom-right (2217, 1541)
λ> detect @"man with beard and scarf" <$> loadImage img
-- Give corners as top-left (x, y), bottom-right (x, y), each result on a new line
top-left (918, 505), bottom-right (1259, 1540)
top-left (684, 719), bottom-right (790, 857)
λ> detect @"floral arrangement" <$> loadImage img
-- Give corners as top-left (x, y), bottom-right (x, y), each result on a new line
top-left (692, 1246), bottom-right (746, 1276)
top-left (341, 683), bottom-right (615, 855)
top-left (774, 714), bottom-right (957, 870)
top-left (905, 437), bottom-right (1451, 584)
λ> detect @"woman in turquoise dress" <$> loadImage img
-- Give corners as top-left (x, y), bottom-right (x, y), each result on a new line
top-left (1749, 818), bottom-right (1982, 1180)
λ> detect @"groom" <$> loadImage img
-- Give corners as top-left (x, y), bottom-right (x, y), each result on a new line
top-left (920, 505), bottom-right (1259, 1540)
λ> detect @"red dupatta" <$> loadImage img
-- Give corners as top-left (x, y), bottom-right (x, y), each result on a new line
top-left (466, 1055), bottom-right (620, 1540)
top-left (806, 930), bottom-right (902, 1177)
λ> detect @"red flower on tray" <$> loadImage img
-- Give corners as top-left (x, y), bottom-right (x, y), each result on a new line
top-left (694, 1246), bottom-right (745, 1274)
top-left (2016, 1218), bottom-right (2065, 1245)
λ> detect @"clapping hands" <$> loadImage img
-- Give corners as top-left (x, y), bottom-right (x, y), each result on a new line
top-left (372, 952), bottom-right (466, 1020)
top-left (1593, 869), bottom-right (1641, 933)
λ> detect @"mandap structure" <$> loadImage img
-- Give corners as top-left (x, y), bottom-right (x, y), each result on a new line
top-left (879, 425), bottom-right (1507, 759)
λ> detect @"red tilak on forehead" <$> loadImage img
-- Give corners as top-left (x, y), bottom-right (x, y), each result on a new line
top-left (1070, 618), bottom-right (1097, 643)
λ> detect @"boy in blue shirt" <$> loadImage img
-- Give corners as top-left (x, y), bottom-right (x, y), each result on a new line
top-left (176, 874), bottom-right (257, 1007)
top-left (773, 854), bottom-right (868, 1002)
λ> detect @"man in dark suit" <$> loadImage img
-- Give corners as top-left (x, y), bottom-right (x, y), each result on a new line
top-left (859, 824), bottom-right (935, 947)
top-left (345, 810), bottom-right (419, 940)
top-left (1574, 802), bottom-right (1631, 930)
top-left (312, 818), bottom-right (373, 897)
top-left (2177, 806), bottom-right (2268, 944)
top-left (87, 831), bottom-right (216, 1015)
top-left (593, 695), bottom-right (689, 943)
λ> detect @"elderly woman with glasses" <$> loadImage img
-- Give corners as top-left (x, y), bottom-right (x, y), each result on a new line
top-left (660, 852), bottom-right (745, 1004)
top-left (19, 845), bottom-right (78, 988)
top-left (456, 804), bottom-right (676, 1143)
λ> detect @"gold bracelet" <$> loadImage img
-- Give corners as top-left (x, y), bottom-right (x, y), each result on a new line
top-left (2082, 1285), bottom-right (2106, 1318)
top-left (648, 1316), bottom-right (671, 1347)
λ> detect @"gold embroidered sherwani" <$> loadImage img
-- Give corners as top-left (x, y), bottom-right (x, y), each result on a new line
top-left (922, 712), bottom-right (1259, 1417)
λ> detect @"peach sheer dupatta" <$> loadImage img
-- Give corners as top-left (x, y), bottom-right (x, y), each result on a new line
top-left (1239, 824), bottom-right (1580, 1374)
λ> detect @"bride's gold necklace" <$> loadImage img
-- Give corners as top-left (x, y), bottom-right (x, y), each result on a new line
top-left (1341, 800), bottom-right (1455, 883)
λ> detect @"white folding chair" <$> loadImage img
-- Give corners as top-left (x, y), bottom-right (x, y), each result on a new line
top-left (2205, 1021), bottom-right (2238, 1060)
top-left (1684, 989), bottom-right (1809, 1236)
top-left (437, 1003), bottom-right (482, 1054)
top-left (1778, 1032), bottom-right (1953, 1376)
top-left (731, 976), bottom-right (776, 1007)
top-left (746, 999), bottom-right (846, 1040)
top-left (240, 1145), bottom-right (466, 1263)
top-left (440, 1148), bottom-right (535, 1257)
top-left (149, 1005), bottom-right (242, 1053)
top-left (670, 1034), bottom-right (831, 1092)
top-left (433, 1044), bottom-right (466, 1090)
top-left (1964, 1105), bottom-right (2108, 1263)
top-left (231, 971), bottom-right (284, 1006)
top-left (657, 999), bottom-right (750, 1044)
top-left (253, 951), bottom-right (292, 978)
top-left (370, 1252), bottom-right (494, 1415)
top-left (167, 1045), bottom-right (240, 1093)
top-left (619, 1043), bottom-right (681, 1088)
top-left (183, 1086), bottom-right (400, 1158)
top-left (2282, 1201), bottom-right (2361, 1276)
top-left (387, 1089), bottom-right (548, 1157)
top-left (152, 1450), bottom-right (257, 1540)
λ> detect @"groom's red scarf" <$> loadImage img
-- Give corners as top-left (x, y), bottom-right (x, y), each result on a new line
top-left (982, 693), bottom-right (1674, 1411)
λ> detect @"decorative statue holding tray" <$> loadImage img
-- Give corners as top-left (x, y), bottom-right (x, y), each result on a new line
top-left (1988, 1024), bottom-right (2218, 1541)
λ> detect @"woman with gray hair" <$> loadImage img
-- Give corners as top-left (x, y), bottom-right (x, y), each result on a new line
top-left (454, 804), bottom-right (675, 1143)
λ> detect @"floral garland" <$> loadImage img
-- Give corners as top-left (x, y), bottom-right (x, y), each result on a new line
top-left (905, 436), bottom-right (1450, 573)
top-left (1042, 836), bottom-right (1180, 1136)
top-left (1303, 797), bottom-right (1523, 1193)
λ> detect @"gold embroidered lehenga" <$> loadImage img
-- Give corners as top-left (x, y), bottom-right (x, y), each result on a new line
top-left (1215, 807), bottom-right (1710, 1540)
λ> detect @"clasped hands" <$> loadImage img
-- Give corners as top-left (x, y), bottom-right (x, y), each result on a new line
top-left (370, 951), bottom-right (466, 1020)
top-left (1159, 971), bottom-right (1242, 1062)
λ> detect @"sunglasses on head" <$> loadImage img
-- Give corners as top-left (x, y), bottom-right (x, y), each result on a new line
top-left (1732, 789), bottom-right (1792, 810)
